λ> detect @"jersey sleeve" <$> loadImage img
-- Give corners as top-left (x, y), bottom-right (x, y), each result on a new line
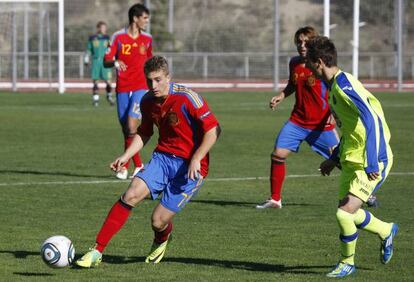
top-left (185, 93), bottom-right (219, 133)
top-left (147, 38), bottom-right (153, 58)
top-left (337, 79), bottom-right (380, 173)
top-left (86, 38), bottom-right (92, 55)
top-left (104, 35), bottom-right (118, 62)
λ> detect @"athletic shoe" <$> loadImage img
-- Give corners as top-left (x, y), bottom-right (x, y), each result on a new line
top-left (326, 262), bottom-right (356, 278)
top-left (92, 94), bottom-right (99, 107)
top-left (75, 248), bottom-right (102, 268)
top-left (129, 165), bottom-right (144, 179)
top-left (255, 198), bottom-right (282, 209)
top-left (115, 168), bottom-right (128, 180)
top-left (145, 235), bottom-right (172, 264)
top-left (366, 194), bottom-right (379, 207)
top-left (381, 223), bottom-right (398, 264)
top-left (106, 94), bottom-right (115, 106)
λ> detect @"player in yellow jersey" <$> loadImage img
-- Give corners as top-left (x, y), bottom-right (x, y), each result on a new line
top-left (305, 36), bottom-right (398, 278)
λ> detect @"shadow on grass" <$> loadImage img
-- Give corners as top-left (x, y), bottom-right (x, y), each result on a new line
top-left (13, 272), bottom-right (54, 277)
top-left (1, 250), bottom-right (372, 275)
top-left (101, 254), bottom-right (333, 275)
top-left (191, 199), bottom-right (317, 207)
top-left (0, 169), bottom-right (111, 179)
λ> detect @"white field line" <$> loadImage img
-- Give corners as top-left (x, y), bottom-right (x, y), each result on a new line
top-left (0, 171), bottom-right (413, 187)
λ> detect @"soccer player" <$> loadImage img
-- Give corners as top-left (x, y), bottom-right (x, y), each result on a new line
top-left (306, 36), bottom-right (398, 278)
top-left (84, 21), bottom-right (115, 107)
top-left (256, 26), bottom-right (339, 209)
top-left (75, 56), bottom-right (221, 268)
top-left (104, 3), bottom-right (153, 179)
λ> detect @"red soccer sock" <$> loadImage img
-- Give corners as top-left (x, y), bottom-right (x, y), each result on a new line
top-left (95, 199), bottom-right (133, 253)
top-left (125, 136), bottom-right (142, 168)
top-left (154, 222), bottom-right (173, 244)
top-left (270, 160), bottom-right (286, 201)
top-left (123, 137), bottom-right (132, 169)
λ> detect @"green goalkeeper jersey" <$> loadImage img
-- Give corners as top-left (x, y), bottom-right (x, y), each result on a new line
top-left (86, 33), bottom-right (111, 81)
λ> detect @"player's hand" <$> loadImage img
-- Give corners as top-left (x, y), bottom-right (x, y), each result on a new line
top-left (116, 60), bottom-right (127, 71)
top-left (188, 158), bottom-right (202, 181)
top-left (269, 94), bottom-right (284, 110)
top-left (319, 159), bottom-right (337, 176)
top-left (367, 171), bottom-right (380, 181)
top-left (110, 155), bottom-right (129, 172)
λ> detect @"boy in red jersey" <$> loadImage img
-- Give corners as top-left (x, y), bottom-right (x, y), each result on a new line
top-left (76, 56), bottom-right (221, 267)
top-left (256, 26), bottom-right (339, 209)
top-left (104, 3), bottom-right (153, 180)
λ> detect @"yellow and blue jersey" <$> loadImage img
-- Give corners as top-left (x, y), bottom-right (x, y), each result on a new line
top-left (329, 70), bottom-right (392, 174)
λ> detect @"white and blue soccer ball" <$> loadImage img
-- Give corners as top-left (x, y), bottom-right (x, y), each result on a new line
top-left (41, 235), bottom-right (75, 268)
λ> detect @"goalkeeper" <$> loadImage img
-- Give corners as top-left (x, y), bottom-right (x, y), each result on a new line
top-left (85, 21), bottom-right (115, 106)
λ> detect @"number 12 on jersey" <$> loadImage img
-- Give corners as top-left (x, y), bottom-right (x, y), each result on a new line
top-left (122, 44), bottom-right (131, 55)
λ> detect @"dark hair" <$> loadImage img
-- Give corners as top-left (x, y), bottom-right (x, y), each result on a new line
top-left (294, 26), bottom-right (318, 44)
top-left (128, 3), bottom-right (150, 24)
top-left (96, 21), bottom-right (107, 28)
top-left (306, 36), bottom-right (338, 67)
top-left (144, 56), bottom-right (169, 76)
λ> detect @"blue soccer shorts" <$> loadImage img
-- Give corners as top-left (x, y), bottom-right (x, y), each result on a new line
top-left (116, 89), bottom-right (148, 125)
top-left (136, 151), bottom-right (204, 213)
top-left (275, 121), bottom-right (339, 158)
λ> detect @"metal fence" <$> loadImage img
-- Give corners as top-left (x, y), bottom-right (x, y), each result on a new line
top-left (0, 0), bottom-right (413, 88)
top-left (2, 51), bottom-right (414, 81)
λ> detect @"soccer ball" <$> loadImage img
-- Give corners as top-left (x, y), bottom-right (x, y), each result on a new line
top-left (40, 235), bottom-right (75, 268)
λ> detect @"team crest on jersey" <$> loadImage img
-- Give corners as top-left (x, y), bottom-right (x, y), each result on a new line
top-left (167, 112), bottom-right (179, 126)
top-left (307, 75), bottom-right (316, 86)
top-left (93, 40), bottom-right (99, 47)
top-left (139, 44), bottom-right (147, 55)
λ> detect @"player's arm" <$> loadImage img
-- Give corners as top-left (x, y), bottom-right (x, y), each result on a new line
top-left (84, 38), bottom-right (92, 65)
top-left (269, 59), bottom-right (296, 110)
top-left (188, 125), bottom-right (221, 180)
top-left (319, 143), bottom-right (341, 176)
top-left (110, 133), bottom-right (150, 172)
top-left (103, 36), bottom-right (127, 71)
top-left (269, 82), bottom-right (295, 110)
top-left (339, 85), bottom-right (380, 180)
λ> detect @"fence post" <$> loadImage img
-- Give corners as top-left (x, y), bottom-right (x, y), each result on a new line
top-left (244, 56), bottom-right (249, 79)
top-left (411, 56), bottom-right (414, 79)
top-left (369, 55), bottom-right (374, 79)
top-left (167, 56), bottom-right (173, 76)
top-left (79, 54), bottom-right (84, 79)
top-left (203, 55), bottom-right (208, 79)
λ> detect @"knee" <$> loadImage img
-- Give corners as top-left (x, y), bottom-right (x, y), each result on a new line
top-left (122, 186), bottom-right (145, 207)
top-left (270, 152), bottom-right (286, 163)
top-left (122, 192), bottom-right (139, 207)
top-left (336, 208), bottom-right (354, 223)
top-left (151, 217), bottom-right (168, 232)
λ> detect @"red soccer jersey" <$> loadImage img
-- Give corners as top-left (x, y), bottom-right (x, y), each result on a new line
top-left (288, 56), bottom-right (335, 131)
top-left (104, 28), bottom-right (153, 93)
top-left (138, 83), bottom-right (219, 177)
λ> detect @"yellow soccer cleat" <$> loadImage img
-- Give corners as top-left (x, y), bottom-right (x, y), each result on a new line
top-left (145, 235), bottom-right (172, 264)
top-left (75, 248), bottom-right (102, 268)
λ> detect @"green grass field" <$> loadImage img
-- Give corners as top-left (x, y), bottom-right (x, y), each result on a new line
top-left (0, 90), bottom-right (413, 281)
